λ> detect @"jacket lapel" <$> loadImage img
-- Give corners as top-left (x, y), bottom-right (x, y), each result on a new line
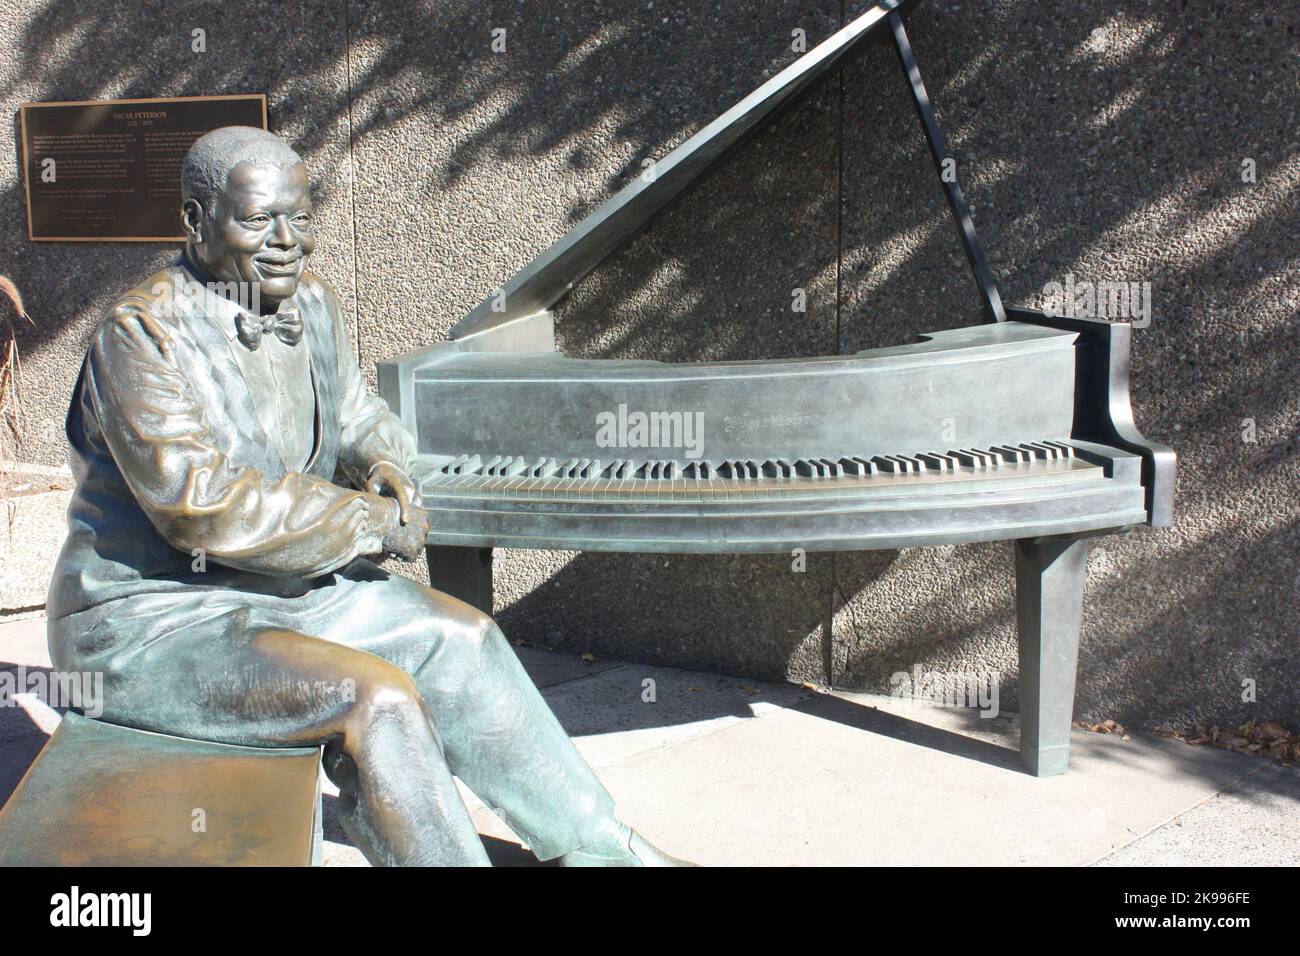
top-left (297, 280), bottom-right (340, 479)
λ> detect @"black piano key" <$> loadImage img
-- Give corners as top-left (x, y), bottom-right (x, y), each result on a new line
top-left (963, 448), bottom-right (998, 468)
top-left (1018, 443), bottom-right (1049, 460)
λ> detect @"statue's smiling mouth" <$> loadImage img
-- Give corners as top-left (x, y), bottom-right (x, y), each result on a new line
top-left (254, 255), bottom-right (302, 277)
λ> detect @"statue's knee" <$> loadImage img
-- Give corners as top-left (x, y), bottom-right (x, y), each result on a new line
top-left (423, 588), bottom-right (504, 650)
top-left (415, 604), bottom-right (510, 699)
top-left (452, 607), bottom-right (508, 662)
top-left (341, 657), bottom-right (427, 740)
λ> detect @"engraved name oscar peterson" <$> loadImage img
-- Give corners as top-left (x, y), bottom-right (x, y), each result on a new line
top-left (45, 126), bottom-right (686, 866)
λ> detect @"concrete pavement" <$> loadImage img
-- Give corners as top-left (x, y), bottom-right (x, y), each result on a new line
top-left (1, 613), bottom-right (1294, 867)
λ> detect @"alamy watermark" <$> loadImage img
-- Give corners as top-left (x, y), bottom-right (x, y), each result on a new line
top-left (50, 886), bottom-right (150, 936)
top-left (595, 404), bottom-right (705, 459)
top-left (0, 666), bottom-right (104, 718)
top-left (1042, 273), bottom-right (1151, 328)
top-left (149, 273), bottom-right (262, 320)
top-left (890, 665), bottom-right (1000, 718)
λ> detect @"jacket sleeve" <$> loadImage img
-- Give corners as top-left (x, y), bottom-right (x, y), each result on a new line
top-left (319, 280), bottom-right (418, 487)
top-left (87, 302), bottom-right (401, 578)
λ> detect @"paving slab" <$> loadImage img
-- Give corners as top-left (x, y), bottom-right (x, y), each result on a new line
top-left (317, 648), bottom-right (811, 864)
top-left (0, 615), bottom-right (49, 669)
top-left (511, 644), bottom-right (623, 689)
top-left (0, 616), bottom-right (57, 805)
top-left (1095, 761), bottom-right (1300, 867)
top-left (0, 489), bottom-right (71, 614)
top-left (3, 615), bottom-right (1290, 868)
top-left (581, 692), bottom-right (1272, 867)
top-left (540, 662), bottom-right (813, 770)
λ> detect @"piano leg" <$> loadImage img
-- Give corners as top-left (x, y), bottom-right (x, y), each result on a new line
top-left (1014, 536), bottom-right (1088, 777)
top-left (426, 545), bottom-right (494, 615)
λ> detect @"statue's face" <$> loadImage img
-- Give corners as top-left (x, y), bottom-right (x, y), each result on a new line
top-left (189, 161), bottom-right (316, 307)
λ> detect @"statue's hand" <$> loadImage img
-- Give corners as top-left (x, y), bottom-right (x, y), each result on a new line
top-left (366, 461), bottom-right (423, 523)
top-left (368, 462), bottom-right (428, 561)
top-left (380, 501), bottom-right (430, 562)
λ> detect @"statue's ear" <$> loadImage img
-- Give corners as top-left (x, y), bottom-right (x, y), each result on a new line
top-left (181, 198), bottom-right (205, 243)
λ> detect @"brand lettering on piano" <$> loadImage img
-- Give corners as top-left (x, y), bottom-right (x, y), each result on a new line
top-left (595, 404), bottom-right (705, 459)
top-left (722, 413), bottom-right (814, 433)
top-left (889, 665), bottom-right (1000, 718)
top-left (1042, 273), bottom-right (1151, 328)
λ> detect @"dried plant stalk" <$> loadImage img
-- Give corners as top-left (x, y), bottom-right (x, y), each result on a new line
top-left (0, 275), bottom-right (33, 485)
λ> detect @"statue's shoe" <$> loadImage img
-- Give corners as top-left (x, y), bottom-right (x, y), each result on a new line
top-left (560, 820), bottom-right (697, 867)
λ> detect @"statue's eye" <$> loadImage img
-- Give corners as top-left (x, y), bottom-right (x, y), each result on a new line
top-left (293, 214), bottom-right (312, 226)
top-left (245, 214), bottom-right (271, 225)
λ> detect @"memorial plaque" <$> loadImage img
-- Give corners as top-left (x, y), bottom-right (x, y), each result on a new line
top-left (19, 94), bottom-right (267, 241)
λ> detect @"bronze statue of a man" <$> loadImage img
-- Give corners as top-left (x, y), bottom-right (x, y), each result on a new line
top-left (46, 126), bottom-right (683, 866)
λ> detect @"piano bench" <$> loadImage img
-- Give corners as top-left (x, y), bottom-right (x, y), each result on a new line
top-left (0, 711), bottom-right (324, 866)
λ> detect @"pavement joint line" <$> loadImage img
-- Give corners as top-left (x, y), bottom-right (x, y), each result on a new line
top-left (534, 658), bottom-right (634, 689)
top-left (1084, 756), bottom-right (1284, 866)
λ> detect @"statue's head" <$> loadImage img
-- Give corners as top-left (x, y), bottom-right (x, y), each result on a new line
top-left (181, 126), bottom-right (315, 310)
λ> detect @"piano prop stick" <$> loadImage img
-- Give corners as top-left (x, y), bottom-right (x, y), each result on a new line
top-left (379, 0), bottom-right (1175, 777)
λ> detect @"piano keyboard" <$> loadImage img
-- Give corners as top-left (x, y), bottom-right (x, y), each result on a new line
top-left (418, 440), bottom-right (1088, 502)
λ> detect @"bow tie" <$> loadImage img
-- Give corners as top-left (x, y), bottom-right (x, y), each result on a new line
top-left (236, 307), bottom-right (303, 350)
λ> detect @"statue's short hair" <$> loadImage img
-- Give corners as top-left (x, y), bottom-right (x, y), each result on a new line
top-left (181, 126), bottom-right (304, 212)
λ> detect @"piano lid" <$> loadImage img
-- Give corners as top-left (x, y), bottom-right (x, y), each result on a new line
top-left (451, 0), bottom-right (926, 341)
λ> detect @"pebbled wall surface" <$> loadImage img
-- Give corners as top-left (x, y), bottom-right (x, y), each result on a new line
top-left (1, 1), bottom-right (1295, 728)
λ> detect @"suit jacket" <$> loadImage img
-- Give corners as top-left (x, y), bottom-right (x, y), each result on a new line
top-left (47, 260), bottom-right (417, 628)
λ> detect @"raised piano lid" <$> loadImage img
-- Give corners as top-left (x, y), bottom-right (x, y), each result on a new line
top-left (448, 0), bottom-right (923, 341)
top-left (382, 0), bottom-right (1175, 526)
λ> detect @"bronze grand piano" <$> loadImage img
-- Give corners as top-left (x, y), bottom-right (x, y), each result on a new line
top-left (378, 0), bottom-right (1175, 776)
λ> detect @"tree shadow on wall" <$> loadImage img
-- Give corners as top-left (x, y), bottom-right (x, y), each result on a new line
top-left (2, 0), bottom-right (843, 358)
top-left (4, 1), bottom-right (1296, 739)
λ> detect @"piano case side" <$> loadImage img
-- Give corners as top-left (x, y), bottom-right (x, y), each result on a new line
top-left (1009, 306), bottom-right (1176, 527)
top-left (378, 310), bottom-right (556, 441)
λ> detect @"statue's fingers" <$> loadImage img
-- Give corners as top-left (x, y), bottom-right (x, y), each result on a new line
top-left (393, 481), bottom-right (415, 526)
top-left (399, 473), bottom-right (423, 510)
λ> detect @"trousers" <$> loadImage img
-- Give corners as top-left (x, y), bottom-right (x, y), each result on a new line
top-left (48, 559), bottom-right (615, 866)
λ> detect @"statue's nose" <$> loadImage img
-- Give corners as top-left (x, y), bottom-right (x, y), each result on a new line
top-left (267, 215), bottom-right (296, 249)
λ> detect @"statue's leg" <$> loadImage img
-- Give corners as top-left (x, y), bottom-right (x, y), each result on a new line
top-left (318, 575), bottom-right (616, 861)
top-left (411, 609), bottom-right (615, 860)
top-left (92, 616), bottom-right (490, 866)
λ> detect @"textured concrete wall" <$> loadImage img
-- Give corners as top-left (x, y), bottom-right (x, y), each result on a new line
top-left (1, 1), bottom-right (1295, 728)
